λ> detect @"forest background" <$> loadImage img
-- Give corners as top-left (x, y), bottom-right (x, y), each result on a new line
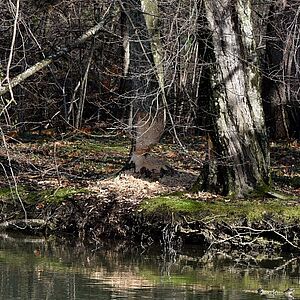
top-left (0, 0), bottom-right (300, 239)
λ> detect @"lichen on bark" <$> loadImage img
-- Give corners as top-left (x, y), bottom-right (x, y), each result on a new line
top-left (199, 0), bottom-right (270, 197)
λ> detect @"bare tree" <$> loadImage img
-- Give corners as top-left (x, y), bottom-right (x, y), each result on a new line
top-left (121, 0), bottom-right (169, 175)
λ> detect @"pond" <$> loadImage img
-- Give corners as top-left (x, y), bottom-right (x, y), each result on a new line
top-left (0, 234), bottom-right (299, 299)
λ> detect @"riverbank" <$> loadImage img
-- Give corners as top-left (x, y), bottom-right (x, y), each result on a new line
top-left (1, 186), bottom-right (300, 254)
top-left (0, 133), bottom-right (299, 254)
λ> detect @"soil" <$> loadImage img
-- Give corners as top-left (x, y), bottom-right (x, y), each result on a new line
top-left (0, 132), bottom-right (300, 254)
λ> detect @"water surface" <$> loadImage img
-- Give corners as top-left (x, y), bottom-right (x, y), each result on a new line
top-left (0, 234), bottom-right (299, 299)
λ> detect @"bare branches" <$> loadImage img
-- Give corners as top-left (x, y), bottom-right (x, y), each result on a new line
top-left (179, 216), bottom-right (300, 252)
top-left (0, 2), bottom-right (114, 97)
top-left (0, 58), bottom-right (53, 97)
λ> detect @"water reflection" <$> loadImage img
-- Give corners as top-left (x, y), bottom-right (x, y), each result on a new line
top-left (0, 233), bottom-right (299, 299)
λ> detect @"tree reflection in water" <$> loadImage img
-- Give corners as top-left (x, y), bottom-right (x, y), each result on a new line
top-left (0, 234), bottom-right (299, 299)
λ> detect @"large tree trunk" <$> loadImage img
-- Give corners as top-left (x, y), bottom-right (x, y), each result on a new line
top-left (198, 0), bottom-right (270, 197)
top-left (123, 0), bottom-right (168, 176)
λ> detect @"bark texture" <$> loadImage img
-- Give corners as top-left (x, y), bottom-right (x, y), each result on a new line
top-left (201, 0), bottom-right (270, 197)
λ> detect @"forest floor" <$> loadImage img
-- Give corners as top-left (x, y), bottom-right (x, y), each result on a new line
top-left (0, 131), bottom-right (300, 253)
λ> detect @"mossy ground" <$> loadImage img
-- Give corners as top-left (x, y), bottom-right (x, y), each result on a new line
top-left (0, 185), bottom-right (88, 205)
top-left (140, 194), bottom-right (300, 223)
top-left (0, 133), bottom-right (299, 251)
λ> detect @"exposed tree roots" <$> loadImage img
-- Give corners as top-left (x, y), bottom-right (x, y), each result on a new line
top-left (1, 195), bottom-right (300, 255)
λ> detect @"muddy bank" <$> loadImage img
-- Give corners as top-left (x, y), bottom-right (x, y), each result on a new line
top-left (1, 185), bottom-right (300, 255)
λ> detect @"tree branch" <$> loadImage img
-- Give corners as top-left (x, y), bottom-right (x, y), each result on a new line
top-left (0, 3), bottom-right (114, 97)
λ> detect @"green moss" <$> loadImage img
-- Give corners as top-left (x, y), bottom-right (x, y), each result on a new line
top-left (0, 186), bottom-right (88, 204)
top-left (140, 195), bottom-right (300, 223)
top-left (0, 187), bottom-right (15, 199)
top-left (59, 139), bottom-right (129, 156)
top-left (37, 187), bottom-right (88, 203)
top-left (246, 182), bottom-right (271, 198)
top-left (0, 186), bottom-right (29, 203)
top-left (141, 196), bottom-right (202, 214)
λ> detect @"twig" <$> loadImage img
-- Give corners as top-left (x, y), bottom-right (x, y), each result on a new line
top-left (0, 2), bottom-right (114, 96)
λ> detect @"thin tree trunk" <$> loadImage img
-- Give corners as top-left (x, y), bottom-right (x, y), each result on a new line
top-left (75, 46), bottom-right (94, 129)
top-left (198, 0), bottom-right (270, 197)
top-left (262, 3), bottom-right (289, 139)
top-left (123, 0), bottom-right (168, 176)
top-left (263, 1), bottom-right (300, 139)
